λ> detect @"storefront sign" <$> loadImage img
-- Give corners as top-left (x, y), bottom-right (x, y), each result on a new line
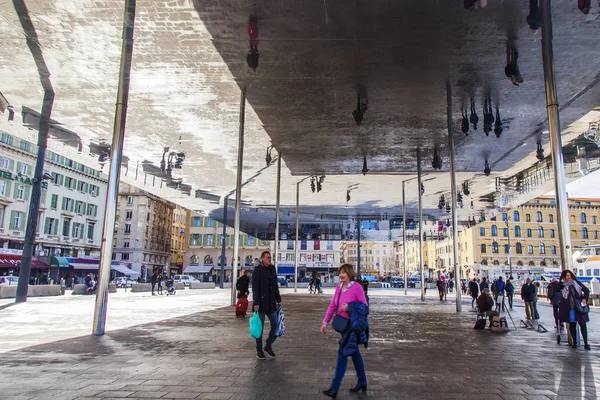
top-left (0, 171), bottom-right (48, 188)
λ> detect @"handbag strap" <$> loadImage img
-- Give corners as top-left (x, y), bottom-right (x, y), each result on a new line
top-left (334, 284), bottom-right (343, 316)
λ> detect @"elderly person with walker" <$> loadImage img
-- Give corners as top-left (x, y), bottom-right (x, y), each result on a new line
top-left (320, 264), bottom-right (369, 398)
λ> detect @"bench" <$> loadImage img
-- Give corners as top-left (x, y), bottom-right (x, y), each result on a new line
top-left (190, 282), bottom-right (216, 289)
top-left (0, 284), bottom-right (62, 298)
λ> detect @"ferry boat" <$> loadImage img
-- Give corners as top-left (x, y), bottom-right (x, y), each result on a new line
top-left (572, 245), bottom-right (600, 283)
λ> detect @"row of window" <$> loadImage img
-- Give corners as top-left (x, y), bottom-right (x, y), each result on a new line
top-left (503, 211), bottom-right (597, 224)
top-left (481, 242), bottom-right (556, 255)
top-left (52, 173), bottom-right (100, 196)
top-left (43, 217), bottom-right (95, 240)
top-left (480, 225), bottom-right (598, 239)
top-left (112, 253), bottom-right (168, 263)
top-left (49, 194), bottom-right (98, 217)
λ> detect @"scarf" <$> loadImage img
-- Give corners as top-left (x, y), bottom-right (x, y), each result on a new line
top-left (561, 280), bottom-right (582, 300)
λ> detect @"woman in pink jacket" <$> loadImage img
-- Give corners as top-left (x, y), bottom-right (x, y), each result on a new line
top-left (320, 264), bottom-right (368, 398)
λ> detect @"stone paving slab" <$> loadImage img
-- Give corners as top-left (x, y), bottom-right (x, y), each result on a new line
top-left (0, 293), bottom-right (599, 400)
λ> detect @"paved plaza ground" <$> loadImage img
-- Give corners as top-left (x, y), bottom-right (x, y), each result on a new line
top-left (0, 288), bottom-right (599, 399)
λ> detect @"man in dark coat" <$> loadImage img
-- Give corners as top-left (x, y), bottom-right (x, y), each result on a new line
top-left (150, 272), bottom-right (157, 296)
top-left (469, 278), bottom-right (479, 308)
top-left (236, 268), bottom-right (250, 299)
top-left (521, 278), bottom-right (536, 320)
top-left (252, 251), bottom-right (282, 360)
top-left (547, 278), bottom-right (562, 328)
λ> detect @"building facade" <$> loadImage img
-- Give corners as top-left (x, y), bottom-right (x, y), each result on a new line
top-left (342, 241), bottom-right (394, 276)
top-left (277, 238), bottom-right (341, 278)
top-left (113, 183), bottom-right (175, 279)
top-left (184, 212), bottom-right (270, 281)
top-left (458, 196), bottom-right (600, 278)
top-left (0, 129), bottom-right (107, 276)
top-left (170, 205), bottom-right (188, 275)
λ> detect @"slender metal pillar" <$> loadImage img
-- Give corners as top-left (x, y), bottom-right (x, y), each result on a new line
top-left (506, 219), bottom-right (513, 279)
top-left (417, 149), bottom-right (424, 301)
top-left (13, 0), bottom-right (55, 303)
top-left (402, 180), bottom-right (408, 296)
top-left (231, 88), bottom-right (246, 306)
top-left (219, 196), bottom-right (228, 289)
top-left (92, 0), bottom-right (136, 335)
top-left (447, 83), bottom-right (462, 312)
top-left (357, 219), bottom-right (361, 276)
top-left (273, 154), bottom-right (282, 271)
top-left (541, 0), bottom-right (572, 271)
top-left (294, 182), bottom-right (300, 292)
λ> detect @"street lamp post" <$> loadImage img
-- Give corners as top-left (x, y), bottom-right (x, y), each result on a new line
top-left (505, 217), bottom-right (513, 279)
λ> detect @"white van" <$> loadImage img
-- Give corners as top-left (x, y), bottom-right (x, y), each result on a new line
top-left (173, 275), bottom-right (199, 286)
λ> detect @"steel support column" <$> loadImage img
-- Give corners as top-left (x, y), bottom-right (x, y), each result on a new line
top-left (219, 196), bottom-right (228, 289)
top-left (231, 88), bottom-right (246, 306)
top-left (541, 0), bottom-right (572, 271)
top-left (357, 219), bottom-right (361, 276)
top-left (92, 0), bottom-right (136, 335)
top-left (417, 149), bottom-right (424, 301)
top-left (274, 154), bottom-right (282, 271)
top-left (294, 182), bottom-right (300, 292)
top-left (447, 83), bottom-right (462, 312)
top-left (402, 180), bottom-right (407, 296)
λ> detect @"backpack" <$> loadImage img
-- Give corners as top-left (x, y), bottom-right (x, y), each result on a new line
top-left (547, 282), bottom-right (556, 300)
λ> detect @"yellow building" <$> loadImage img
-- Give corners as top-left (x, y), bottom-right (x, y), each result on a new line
top-left (458, 196), bottom-right (600, 278)
top-left (342, 241), bottom-right (395, 275)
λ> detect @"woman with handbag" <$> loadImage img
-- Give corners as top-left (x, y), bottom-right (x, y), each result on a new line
top-left (320, 264), bottom-right (369, 398)
top-left (558, 270), bottom-right (591, 350)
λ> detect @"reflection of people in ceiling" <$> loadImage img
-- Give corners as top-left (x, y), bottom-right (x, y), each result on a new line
top-left (527, 0), bottom-right (541, 32)
top-left (247, 17), bottom-right (260, 72)
top-left (461, 109), bottom-right (469, 136)
top-left (578, 0), bottom-right (591, 14)
top-left (470, 99), bottom-right (478, 131)
top-left (483, 96), bottom-right (494, 136)
top-left (464, 0), bottom-right (487, 10)
top-left (505, 46), bottom-right (523, 87)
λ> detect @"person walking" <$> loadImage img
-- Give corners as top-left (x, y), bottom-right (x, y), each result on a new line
top-left (495, 276), bottom-right (506, 311)
top-left (532, 281), bottom-right (540, 319)
top-left (252, 251), bottom-right (282, 360)
top-left (505, 278), bottom-right (515, 309)
top-left (321, 264), bottom-right (369, 398)
top-left (479, 277), bottom-right (489, 292)
top-left (547, 278), bottom-right (563, 328)
top-left (521, 278), bottom-right (536, 320)
top-left (469, 278), bottom-right (479, 308)
top-left (236, 268), bottom-right (250, 299)
top-left (150, 272), bottom-right (157, 296)
top-left (436, 276), bottom-right (446, 301)
top-left (157, 273), bottom-right (164, 295)
top-left (558, 270), bottom-right (590, 349)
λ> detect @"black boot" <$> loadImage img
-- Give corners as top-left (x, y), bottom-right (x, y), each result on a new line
top-left (349, 383), bottom-right (367, 392)
top-left (322, 388), bottom-right (338, 398)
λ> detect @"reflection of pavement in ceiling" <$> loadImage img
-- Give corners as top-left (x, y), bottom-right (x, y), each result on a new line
top-left (1, 1), bottom-right (599, 233)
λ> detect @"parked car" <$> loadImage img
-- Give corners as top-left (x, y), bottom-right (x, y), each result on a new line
top-left (0, 275), bottom-right (18, 286)
top-left (391, 278), bottom-right (405, 288)
top-left (173, 275), bottom-right (199, 286)
top-left (111, 277), bottom-right (135, 288)
top-left (407, 277), bottom-right (420, 288)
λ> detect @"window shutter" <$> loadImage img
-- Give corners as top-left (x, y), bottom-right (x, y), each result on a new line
top-left (59, 175), bottom-right (64, 186)
top-left (80, 225), bottom-right (84, 239)
top-left (16, 162), bottom-right (21, 174)
top-left (12, 184), bottom-right (18, 200)
top-left (44, 218), bottom-right (49, 234)
top-left (62, 197), bottom-right (66, 210)
top-left (69, 199), bottom-right (74, 212)
top-left (9, 211), bottom-right (16, 230)
top-left (24, 186), bottom-right (31, 202)
top-left (94, 206), bottom-right (97, 217)
top-left (8, 159), bottom-right (14, 171)
top-left (53, 220), bottom-right (58, 235)
top-left (5, 181), bottom-right (11, 198)
top-left (72, 223), bottom-right (76, 238)
top-left (40, 189), bottom-right (46, 204)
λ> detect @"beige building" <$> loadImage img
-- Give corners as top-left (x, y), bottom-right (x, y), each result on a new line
top-left (113, 183), bottom-right (175, 279)
top-left (170, 205), bottom-right (188, 274)
top-left (184, 211), bottom-right (269, 281)
top-left (342, 241), bottom-right (395, 276)
top-left (458, 196), bottom-right (600, 278)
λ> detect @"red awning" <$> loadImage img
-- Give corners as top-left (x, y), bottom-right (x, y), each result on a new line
top-left (0, 254), bottom-right (48, 269)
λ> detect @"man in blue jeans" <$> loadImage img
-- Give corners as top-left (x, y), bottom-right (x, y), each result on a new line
top-left (252, 251), bottom-right (282, 360)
